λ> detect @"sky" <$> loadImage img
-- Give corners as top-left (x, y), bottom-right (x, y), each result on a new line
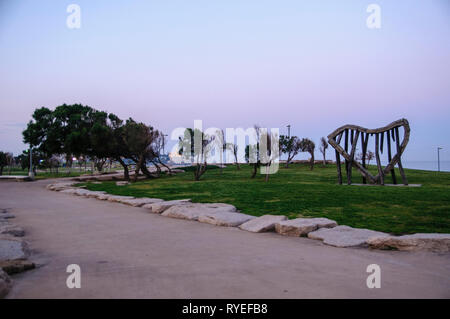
top-left (0, 0), bottom-right (449, 162)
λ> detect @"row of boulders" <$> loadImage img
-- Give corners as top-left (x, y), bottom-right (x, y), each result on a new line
top-left (0, 209), bottom-right (35, 298)
top-left (46, 182), bottom-right (450, 253)
top-left (72, 168), bottom-right (187, 182)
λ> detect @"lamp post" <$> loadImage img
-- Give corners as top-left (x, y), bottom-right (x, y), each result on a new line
top-left (287, 125), bottom-right (291, 138)
top-left (438, 147), bottom-right (443, 172)
top-left (163, 134), bottom-right (168, 155)
top-left (28, 146), bottom-right (35, 180)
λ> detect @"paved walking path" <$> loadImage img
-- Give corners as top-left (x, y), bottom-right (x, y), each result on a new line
top-left (1, 179), bottom-right (449, 298)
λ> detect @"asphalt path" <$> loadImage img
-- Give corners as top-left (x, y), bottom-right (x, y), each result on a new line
top-left (1, 179), bottom-right (449, 298)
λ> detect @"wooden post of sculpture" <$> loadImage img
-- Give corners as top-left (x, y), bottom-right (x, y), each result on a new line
top-left (375, 133), bottom-right (384, 185)
top-left (335, 132), bottom-right (343, 184)
top-left (327, 119), bottom-right (410, 186)
top-left (395, 127), bottom-right (408, 185)
top-left (347, 130), bottom-right (359, 185)
top-left (344, 129), bottom-right (349, 183)
top-left (361, 132), bottom-right (369, 184)
top-left (386, 130), bottom-right (397, 184)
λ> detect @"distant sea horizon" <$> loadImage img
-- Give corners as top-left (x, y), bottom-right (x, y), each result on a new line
top-left (401, 161), bottom-right (450, 172)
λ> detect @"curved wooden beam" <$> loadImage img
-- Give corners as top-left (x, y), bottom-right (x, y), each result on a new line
top-left (327, 119), bottom-right (410, 185)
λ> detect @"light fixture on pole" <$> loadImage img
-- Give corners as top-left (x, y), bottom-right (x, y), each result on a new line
top-left (437, 147), bottom-right (443, 172)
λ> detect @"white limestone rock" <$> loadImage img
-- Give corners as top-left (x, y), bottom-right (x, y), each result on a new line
top-left (107, 195), bottom-right (135, 203)
top-left (198, 211), bottom-right (255, 227)
top-left (95, 194), bottom-right (111, 200)
top-left (118, 197), bottom-right (163, 207)
top-left (143, 199), bottom-right (191, 214)
top-left (367, 233), bottom-right (450, 252)
top-left (73, 189), bottom-right (93, 196)
top-left (239, 215), bottom-right (287, 233)
top-left (307, 225), bottom-right (388, 248)
top-left (0, 269), bottom-right (12, 299)
top-left (161, 203), bottom-right (237, 221)
top-left (161, 207), bottom-right (206, 221)
top-left (0, 237), bottom-right (30, 260)
top-left (47, 182), bottom-right (76, 191)
top-left (60, 188), bottom-right (79, 195)
top-left (0, 214), bottom-right (15, 220)
top-left (83, 191), bottom-right (107, 198)
top-left (0, 223), bottom-right (25, 237)
top-left (275, 218), bottom-right (337, 237)
top-left (201, 203), bottom-right (237, 212)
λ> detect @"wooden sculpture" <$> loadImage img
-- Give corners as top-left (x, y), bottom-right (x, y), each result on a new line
top-left (327, 119), bottom-right (410, 185)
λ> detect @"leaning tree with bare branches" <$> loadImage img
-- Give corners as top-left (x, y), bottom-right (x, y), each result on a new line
top-left (299, 138), bottom-right (315, 170)
top-left (319, 137), bottom-right (328, 166)
top-left (279, 135), bottom-right (302, 168)
top-left (178, 128), bottom-right (216, 181)
top-left (227, 143), bottom-right (240, 170)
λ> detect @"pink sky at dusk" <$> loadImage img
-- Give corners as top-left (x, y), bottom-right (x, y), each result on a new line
top-left (0, 0), bottom-right (449, 162)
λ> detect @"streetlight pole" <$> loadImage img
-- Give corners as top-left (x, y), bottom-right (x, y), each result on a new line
top-left (287, 125), bottom-right (291, 138)
top-left (28, 145), bottom-right (34, 179)
top-left (438, 147), bottom-right (443, 172)
top-left (163, 134), bottom-right (168, 155)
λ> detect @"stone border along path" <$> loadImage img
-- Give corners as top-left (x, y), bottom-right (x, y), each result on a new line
top-left (0, 208), bottom-right (36, 298)
top-left (46, 181), bottom-right (450, 253)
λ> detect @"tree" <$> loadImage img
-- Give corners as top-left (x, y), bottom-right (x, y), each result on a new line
top-left (17, 149), bottom-right (42, 173)
top-left (89, 111), bottom-right (113, 172)
top-left (245, 125), bottom-right (261, 179)
top-left (220, 130), bottom-right (227, 174)
top-left (319, 137), bottom-right (328, 166)
top-left (260, 129), bottom-right (279, 182)
top-left (105, 114), bottom-right (133, 180)
top-left (357, 150), bottom-right (375, 166)
top-left (5, 152), bottom-right (14, 175)
top-left (245, 144), bottom-right (258, 178)
top-left (192, 129), bottom-right (215, 181)
top-left (299, 138), bottom-right (315, 170)
top-left (23, 104), bottom-right (105, 173)
top-left (227, 143), bottom-right (240, 170)
top-left (178, 128), bottom-right (215, 181)
top-left (122, 119), bottom-right (158, 182)
top-left (149, 131), bottom-right (172, 175)
top-left (279, 135), bottom-right (302, 168)
top-left (0, 152), bottom-right (7, 175)
top-left (48, 155), bottom-right (61, 173)
top-left (22, 104), bottom-right (172, 182)
top-left (22, 107), bottom-right (55, 153)
top-left (51, 104), bottom-right (94, 171)
top-left (245, 126), bottom-right (278, 181)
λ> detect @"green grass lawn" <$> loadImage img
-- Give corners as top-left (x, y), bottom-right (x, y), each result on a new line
top-left (82, 163), bottom-right (450, 235)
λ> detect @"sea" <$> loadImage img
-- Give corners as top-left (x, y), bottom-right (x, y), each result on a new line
top-left (402, 161), bottom-right (450, 172)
